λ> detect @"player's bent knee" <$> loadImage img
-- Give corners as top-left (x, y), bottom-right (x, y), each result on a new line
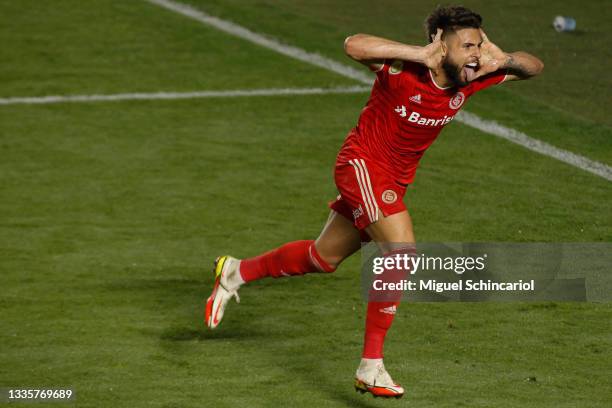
top-left (366, 210), bottom-right (415, 245)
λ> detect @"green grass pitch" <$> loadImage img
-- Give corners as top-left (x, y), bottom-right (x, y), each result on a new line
top-left (1, 1), bottom-right (610, 407)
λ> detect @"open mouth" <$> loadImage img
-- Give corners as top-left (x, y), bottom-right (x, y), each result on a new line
top-left (462, 62), bottom-right (479, 82)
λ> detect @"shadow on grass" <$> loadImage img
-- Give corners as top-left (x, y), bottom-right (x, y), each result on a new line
top-left (110, 275), bottom-right (391, 406)
top-left (106, 274), bottom-right (272, 339)
top-left (326, 392), bottom-right (401, 408)
top-left (159, 325), bottom-right (267, 342)
top-left (278, 361), bottom-right (402, 408)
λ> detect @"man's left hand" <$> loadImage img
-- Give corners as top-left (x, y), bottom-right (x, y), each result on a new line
top-left (472, 29), bottom-right (509, 80)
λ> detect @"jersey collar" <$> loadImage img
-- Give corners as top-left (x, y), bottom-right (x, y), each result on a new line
top-left (428, 69), bottom-right (455, 93)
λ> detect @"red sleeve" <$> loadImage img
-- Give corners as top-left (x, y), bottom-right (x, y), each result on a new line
top-left (469, 69), bottom-right (508, 93)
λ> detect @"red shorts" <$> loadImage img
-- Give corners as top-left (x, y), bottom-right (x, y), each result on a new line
top-left (329, 157), bottom-right (407, 231)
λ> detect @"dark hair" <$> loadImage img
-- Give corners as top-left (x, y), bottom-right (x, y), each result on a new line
top-left (424, 5), bottom-right (482, 43)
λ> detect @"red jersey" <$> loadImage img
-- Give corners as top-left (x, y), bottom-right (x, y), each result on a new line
top-left (337, 60), bottom-right (507, 184)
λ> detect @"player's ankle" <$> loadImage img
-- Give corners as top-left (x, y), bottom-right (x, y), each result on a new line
top-left (229, 261), bottom-right (246, 288)
top-left (358, 357), bottom-right (383, 371)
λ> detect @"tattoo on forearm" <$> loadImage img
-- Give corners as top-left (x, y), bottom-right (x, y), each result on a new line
top-left (504, 54), bottom-right (534, 78)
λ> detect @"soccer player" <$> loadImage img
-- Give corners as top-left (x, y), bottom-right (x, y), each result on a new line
top-left (205, 5), bottom-right (543, 398)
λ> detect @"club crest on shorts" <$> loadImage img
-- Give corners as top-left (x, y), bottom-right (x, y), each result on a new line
top-left (382, 190), bottom-right (397, 204)
top-left (353, 205), bottom-right (364, 220)
top-left (449, 92), bottom-right (465, 109)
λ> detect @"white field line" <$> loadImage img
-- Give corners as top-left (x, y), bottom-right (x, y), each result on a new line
top-left (0, 86), bottom-right (370, 106)
top-left (146, 0), bottom-right (372, 84)
top-left (145, 0), bottom-right (612, 182)
top-left (458, 112), bottom-right (612, 181)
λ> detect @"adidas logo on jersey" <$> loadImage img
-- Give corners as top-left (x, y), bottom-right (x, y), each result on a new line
top-left (379, 305), bottom-right (397, 315)
top-left (409, 94), bottom-right (422, 104)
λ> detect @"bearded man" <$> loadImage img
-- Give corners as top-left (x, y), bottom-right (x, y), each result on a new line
top-left (205, 5), bottom-right (544, 399)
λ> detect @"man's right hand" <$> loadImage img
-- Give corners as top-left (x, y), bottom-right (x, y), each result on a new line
top-left (420, 28), bottom-right (446, 70)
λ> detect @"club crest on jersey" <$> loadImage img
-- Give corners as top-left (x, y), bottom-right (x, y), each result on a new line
top-left (449, 92), bottom-right (465, 109)
top-left (382, 190), bottom-right (397, 204)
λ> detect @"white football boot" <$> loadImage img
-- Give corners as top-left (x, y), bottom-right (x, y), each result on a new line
top-left (205, 256), bottom-right (243, 329)
top-left (354, 358), bottom-right (405, 398)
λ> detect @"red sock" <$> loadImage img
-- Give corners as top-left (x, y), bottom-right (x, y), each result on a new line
top-left (363, 301), bottom-right (400, 358)
top-left (362, 246), bottom-right (415, 358)
top-left (239, 240), bottom-right (335, 282)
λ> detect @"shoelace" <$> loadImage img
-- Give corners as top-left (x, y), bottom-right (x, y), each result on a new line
top-left (373, 364), bottom-right (384, 386)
